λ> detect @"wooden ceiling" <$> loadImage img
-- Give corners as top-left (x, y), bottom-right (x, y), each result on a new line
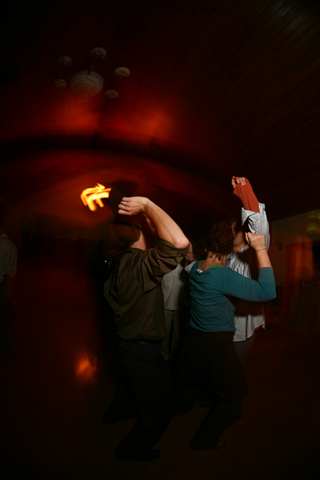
top-left (1, 0), bottom-right (320, 225)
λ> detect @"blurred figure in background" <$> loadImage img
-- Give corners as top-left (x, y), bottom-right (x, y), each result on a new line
top-left (0, 205), bottom-right (17, 358)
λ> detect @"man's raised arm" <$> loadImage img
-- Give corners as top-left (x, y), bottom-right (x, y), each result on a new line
top-left (118, 196), bottom-right (189, 249)
top-left (232, 176), bottom-right (270, 248)
top-left (231, 176), bottom-right (259, 212)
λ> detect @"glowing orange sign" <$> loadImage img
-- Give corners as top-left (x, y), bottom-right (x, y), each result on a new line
top-left (81, 183), bottom-right (111, 211)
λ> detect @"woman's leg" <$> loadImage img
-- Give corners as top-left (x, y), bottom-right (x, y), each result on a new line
top-left (189, 398), bottom-right (243, 450)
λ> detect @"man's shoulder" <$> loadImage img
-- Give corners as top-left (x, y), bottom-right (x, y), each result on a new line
top-left (104, 248), bottom-right (134, 275)
top-left (109, 247), bottom-right (143, 264)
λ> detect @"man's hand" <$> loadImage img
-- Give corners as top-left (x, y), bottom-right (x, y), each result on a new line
top-left (231, 176), bottom-right (247, 189)
top-left (231, 176), bottom-right (260, 213)
top-left (118, 196), bottom-right (189, 249)
top-left (245, 232), bottom-right (266, 251)
top-left (118, 197), bottom-right (150, 216)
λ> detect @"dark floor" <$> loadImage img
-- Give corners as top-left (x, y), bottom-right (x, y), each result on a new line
top-left (0, 261), bottom-right (319, 480)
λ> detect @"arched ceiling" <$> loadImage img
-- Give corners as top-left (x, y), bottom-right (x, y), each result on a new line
top-left (1, 0), bottom-right (320, 227)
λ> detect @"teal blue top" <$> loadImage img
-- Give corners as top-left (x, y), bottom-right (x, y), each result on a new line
top-left (189, 262), bottom-right (276, 333)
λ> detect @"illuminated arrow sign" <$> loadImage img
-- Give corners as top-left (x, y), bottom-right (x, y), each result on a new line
top-left (80, 183), bottom-right (111, 211)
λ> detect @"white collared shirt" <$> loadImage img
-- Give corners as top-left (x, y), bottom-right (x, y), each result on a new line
top-left (226, 203), bottom-right (270, 341)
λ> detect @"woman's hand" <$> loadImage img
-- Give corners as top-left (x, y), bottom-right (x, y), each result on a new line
top-left (246, 232), bottom-right (272, 268)
top-left (245, 232), bottom-right (266, 251)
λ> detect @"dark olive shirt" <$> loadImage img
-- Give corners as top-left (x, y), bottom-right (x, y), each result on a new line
top-left (104, 238), bottom-right (188, 341)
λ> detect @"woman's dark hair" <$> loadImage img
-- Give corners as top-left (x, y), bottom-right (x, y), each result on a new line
top-left (204, 221), bottom-right (234, 257)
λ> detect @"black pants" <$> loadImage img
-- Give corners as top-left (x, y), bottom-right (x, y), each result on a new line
top-left (176, 327), bottom-right (247, 448)
top-left (107, 339), bottom-right (175, 452)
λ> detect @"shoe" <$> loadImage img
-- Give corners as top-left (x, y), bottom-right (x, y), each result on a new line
top-left (115, 447), bottom-right (161, 462)
top-left (102, 409), bottom-right (135, 425)
top-left (189, 438), bottom-right (225, 451)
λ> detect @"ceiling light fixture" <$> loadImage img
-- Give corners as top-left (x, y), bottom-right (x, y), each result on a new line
top-left (54, 48), bottom-right (130, 101)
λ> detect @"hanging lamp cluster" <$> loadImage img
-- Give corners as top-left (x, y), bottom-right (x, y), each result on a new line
top-left (54, 47), bottom-right (130, 101)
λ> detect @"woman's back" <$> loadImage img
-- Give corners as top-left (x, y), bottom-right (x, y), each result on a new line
top-left (189, 261), bottom-right (276, 333)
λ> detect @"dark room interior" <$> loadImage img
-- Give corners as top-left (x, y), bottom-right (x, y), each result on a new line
top-left (1, 1), bottom-right (320, 479)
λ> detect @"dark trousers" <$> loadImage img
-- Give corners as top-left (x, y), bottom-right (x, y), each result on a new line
top-left (176, 327), bottom-right (247, 448)
top-left (107, 339), bottom-right (175, 452)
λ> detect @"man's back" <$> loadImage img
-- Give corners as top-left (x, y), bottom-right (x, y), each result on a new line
top-left (104, 239), bottom-right (187, 341)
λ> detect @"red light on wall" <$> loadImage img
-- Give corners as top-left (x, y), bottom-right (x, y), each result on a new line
top-left (307, 210), bottom-right (320, 236)
top-left (76, 354), bottom-right (97, 382)
top-left (80, 183), bottom-right (111, 211)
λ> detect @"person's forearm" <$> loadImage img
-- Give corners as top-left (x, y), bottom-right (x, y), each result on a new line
top-left (117, 196), bottom-right (189, 249)
top-left (223, 268), bottom-right (276, 302)
top-left (144, 200), bottom-right (189, 249)
top-left (233, 180), bottom-right (259, 212)
top-left (256, 249), bottom-right (272, 268)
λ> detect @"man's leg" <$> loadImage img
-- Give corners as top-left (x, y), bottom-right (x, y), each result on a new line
top-left (102, 379), bottom-right (138, 424)
top-left (161, 310), bottom-right (173, 361)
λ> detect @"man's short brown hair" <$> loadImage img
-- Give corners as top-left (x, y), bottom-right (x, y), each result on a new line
top-left (113, 213), bottom-right (144, 248)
